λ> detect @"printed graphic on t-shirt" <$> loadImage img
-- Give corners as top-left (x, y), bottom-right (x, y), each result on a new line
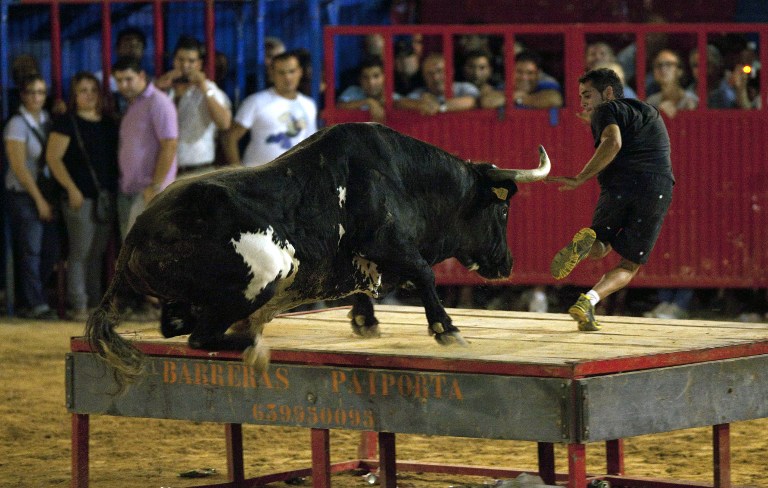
top-left (266, 112), bottom-right (307, 149)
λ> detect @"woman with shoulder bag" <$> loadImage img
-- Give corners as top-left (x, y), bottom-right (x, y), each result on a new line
top-left (3, 74), bottom-right (60, 320)
top-left (46, 72), bottom-right (119, 321)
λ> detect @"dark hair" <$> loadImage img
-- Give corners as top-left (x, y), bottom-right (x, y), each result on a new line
top-left (515, 50), bottom-right (543, 69)
top-left (395, 39), bottom-right (415, 58)
top-left (173, 35), bottom-right (205, 59)
top-left (117, 27), bottom-right (146, 49)
top-left (112, 56), bottom-right (144, 74)
top-left (463, 49), bottom-right (492, 66)
top-left (20, 73), bottom-right (46, 93)
top-left (68, 71), bottom-right (104, 114)
top-left (579, 68), bottom-right (624, 98)
top-left (272, 50), bottom-right (302, 67)
top-left (358, 55), bottom-right (384, 74)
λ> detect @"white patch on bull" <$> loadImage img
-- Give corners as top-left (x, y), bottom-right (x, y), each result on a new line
top-left (337, 186), bottom-right (347, 208)
top-left (352, 255), bottom-right (382, 297)
top-left (231, 227), bottom-right (300, 302)
top-left (338, 224), bottom-right (345, 245)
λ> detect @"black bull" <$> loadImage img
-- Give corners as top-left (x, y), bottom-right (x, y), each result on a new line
top-left (86, 122), bottom-right (550, 386)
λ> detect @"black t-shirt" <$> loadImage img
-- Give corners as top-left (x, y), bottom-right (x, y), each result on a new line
top-left (591, 98), bottom-right (674, 187)
top-left (51, 114), bottom-right (119, 198)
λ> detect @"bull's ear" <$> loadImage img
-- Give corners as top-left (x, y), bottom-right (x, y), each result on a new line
top-left (491, 187), bottom-right (509, 200)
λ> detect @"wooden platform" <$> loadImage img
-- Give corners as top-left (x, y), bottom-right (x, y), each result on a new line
top-left (67, 306), bottom-right (768, 488)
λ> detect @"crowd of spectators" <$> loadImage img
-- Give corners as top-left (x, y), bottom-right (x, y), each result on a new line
top-left (2, 28), bottom-right (319, 320)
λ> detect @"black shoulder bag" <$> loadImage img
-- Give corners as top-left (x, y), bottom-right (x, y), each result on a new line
top-left (20, 114), bottom-right (60, 207)
top-left (70, 115), bottom-right (115, 223)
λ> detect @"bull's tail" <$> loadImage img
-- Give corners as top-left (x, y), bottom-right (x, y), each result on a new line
top-left (84, 243), bottom-right (144, 391)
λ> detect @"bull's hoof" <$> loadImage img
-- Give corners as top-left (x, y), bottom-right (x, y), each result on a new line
top-left (161, 317), bottom-right (189, 338)
top-left (242, 340), bottom-right (270, 371)
top-left (434, 330), bottom-right (468, 346)
top-left (428, 321), bottom-right (446, 335)
top-left (348, 310), bottom-right (380, 338)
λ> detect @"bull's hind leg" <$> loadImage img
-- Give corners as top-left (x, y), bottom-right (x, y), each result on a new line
top-left (241, 317), bottom-right (270, 372)
top-left (349, 294), bottom-right (380, 337)
top-left (160, 300), bottom-right (196, 338)
top-left (187, 306), bottom-right (254, 352)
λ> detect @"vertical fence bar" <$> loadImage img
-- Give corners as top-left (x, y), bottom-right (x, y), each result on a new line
top-left (760, 28), bottom-right (768, 110)
top-left (503, 30), bottom-right (515, 116)
top-left (696, 30), bottom-right (708, 108)
top-left (255, 0), bottom-right (265, 91)
top-left (204, 0), bottom-right (215, 80)
top-left (382, 28), bottom-right (394, 113)
top-left (308, 0), bottom-right (321, 104)
top-left (442, 28), bottom-right (453, 99)
top-left (101, 0), bottom-right (112, 93)
top-left (323, 27), bottom-right (336, 113)
top-left (50, 0), bottom-right (62, 99)
top-left (0, 0), bottom-right (8, 119)
top-left (153, 0), bottom-right (164, 77)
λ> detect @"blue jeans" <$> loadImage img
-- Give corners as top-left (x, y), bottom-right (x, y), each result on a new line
top-left (6, 192), bottom-right (60, 309)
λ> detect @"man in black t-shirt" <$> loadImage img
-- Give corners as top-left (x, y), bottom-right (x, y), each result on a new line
top-left (547, 68), bottom-right (674, 331)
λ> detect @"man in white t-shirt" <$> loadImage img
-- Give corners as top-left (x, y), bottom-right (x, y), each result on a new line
top-left (225, 50), bottom-right (317, 167)
top-left (154, 35), bottom-right (232, 177)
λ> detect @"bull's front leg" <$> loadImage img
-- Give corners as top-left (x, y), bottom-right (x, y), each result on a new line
top-left (349, 294), bottom-right (380, 337)
top-left (403, 257), bottom-right (468, 346)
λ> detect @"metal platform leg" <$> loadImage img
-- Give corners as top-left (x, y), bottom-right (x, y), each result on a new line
top-left (358, 431), bottom-right (378, 459)
top-left (225, 424), bottom-right (245, 484)
top-left (537, 442), bottom-right (555, 484)
top-left (378, 432), bottom-right (396, 488)
top-left (71, 413), bottom-right (89, 488)
top-left (713, 424), bottom-right (731, 488)
top-left (567, 443), bottom-right (586, 488)
top-left (606, 439), bottom-right (624, 475)
top-left (311, 428), bottom-right (331, 488)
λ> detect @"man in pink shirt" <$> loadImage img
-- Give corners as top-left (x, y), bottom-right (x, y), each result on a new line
top-left (113, 56), bottom-right (178, 239)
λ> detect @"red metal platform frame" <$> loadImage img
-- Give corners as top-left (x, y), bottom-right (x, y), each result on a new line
top-left (68, 325), bottom-right (768, 488)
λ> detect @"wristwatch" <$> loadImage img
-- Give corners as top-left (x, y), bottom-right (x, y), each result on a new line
top-left (439, 103), bottom-right (447, 113)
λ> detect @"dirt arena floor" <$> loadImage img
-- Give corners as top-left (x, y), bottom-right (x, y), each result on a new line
top-left (1, 318), bottom-right (767, 488)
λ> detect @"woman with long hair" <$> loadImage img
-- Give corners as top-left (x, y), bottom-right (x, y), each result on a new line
top-left (46, 72), bottom-right (119, 320)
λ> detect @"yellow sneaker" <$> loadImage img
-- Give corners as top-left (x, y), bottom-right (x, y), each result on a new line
top-left (550, 228), bottom-right (596, 280)
top-left (569, 294), bottom-right (601, 331)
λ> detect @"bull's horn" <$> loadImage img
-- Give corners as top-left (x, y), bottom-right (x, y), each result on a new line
top-left (488, 145), bottom-right (551, 183)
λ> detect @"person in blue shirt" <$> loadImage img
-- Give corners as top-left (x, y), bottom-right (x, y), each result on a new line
top-left (480, 50), bottom-right (563, 109)
top-left (337, 56), bottom-right (387, 122)
top-left (395, 53), bottom-right (479, 115)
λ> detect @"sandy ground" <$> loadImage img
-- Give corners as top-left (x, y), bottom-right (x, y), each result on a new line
top-left (1, 319), bottom-right (766, 488)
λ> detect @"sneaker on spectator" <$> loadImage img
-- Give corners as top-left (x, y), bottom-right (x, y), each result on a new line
top-left (643, 301), bottom-right (672, 318)
top-left (123, 305), bottom-right (161, 322)
top-left (656, 303), bottom-right (687, 320)
top-left (67, 308), bottom-right (91, 322)
top-left (528, 288), bottom-right (548, 313)
top-left (738, 312), bottom-right (763, 323)
top-left (21, 305), bottom-right (59, 321)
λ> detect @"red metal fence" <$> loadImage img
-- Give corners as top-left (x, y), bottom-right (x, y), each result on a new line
top-left (323, 24), bottom-right (768, 288)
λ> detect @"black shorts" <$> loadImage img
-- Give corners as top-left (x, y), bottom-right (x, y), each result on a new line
top-left (591, 173), bottom-right (673, 265)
